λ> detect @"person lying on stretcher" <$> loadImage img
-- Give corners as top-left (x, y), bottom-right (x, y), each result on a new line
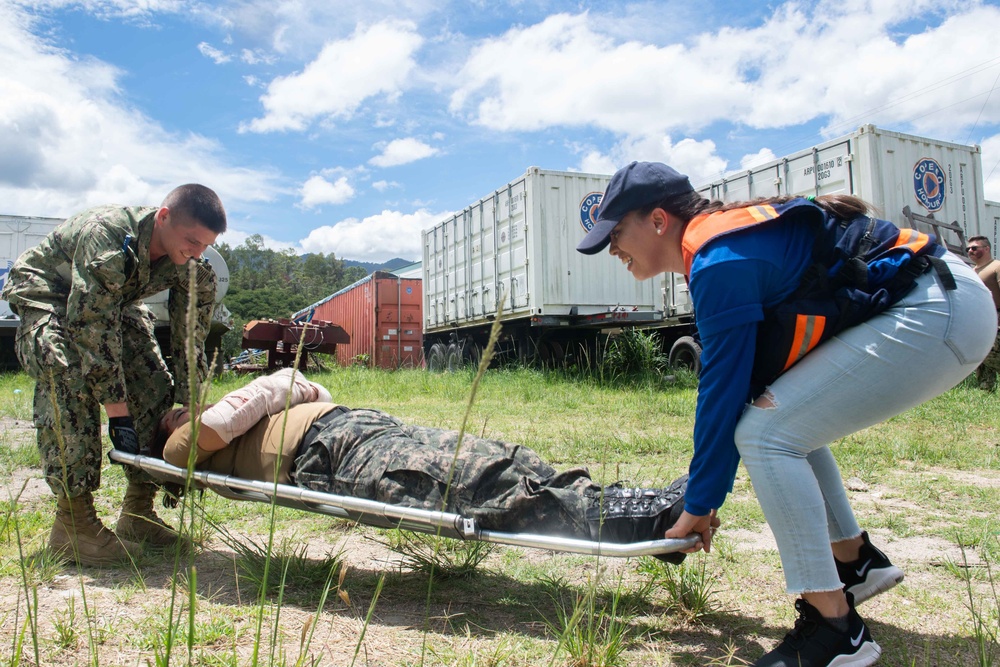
top-left (149, 369), bottom-right (698, 561)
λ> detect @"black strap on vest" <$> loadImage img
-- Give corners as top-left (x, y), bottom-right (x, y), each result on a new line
top-left (927, 256), bottom-right (957, 291)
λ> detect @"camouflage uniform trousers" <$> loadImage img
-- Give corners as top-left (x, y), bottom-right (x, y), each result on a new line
top-left (975, 318), bottom-right (1000, 390)
top-left (14, 306), bottom-right (174, 497)
top-left (292, 409), bottom-right (600, 539)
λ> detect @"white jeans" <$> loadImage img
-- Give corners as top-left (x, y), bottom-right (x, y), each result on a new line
top-left (734, 252), bottom-right (995, 594)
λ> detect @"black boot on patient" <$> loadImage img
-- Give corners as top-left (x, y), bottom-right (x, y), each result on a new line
top-left (585, 474), bottom-right (688, 564)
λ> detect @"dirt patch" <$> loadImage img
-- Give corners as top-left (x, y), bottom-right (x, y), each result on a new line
top-left (915, 466), bottom-right (1000, 488)
top-left (0, 416), bottom-right (34, 443)
top-left (1, 467), bottom-right (48, 505)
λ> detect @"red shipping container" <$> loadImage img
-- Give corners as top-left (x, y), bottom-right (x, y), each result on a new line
top-left (293, 271), bottom-right (423, 369)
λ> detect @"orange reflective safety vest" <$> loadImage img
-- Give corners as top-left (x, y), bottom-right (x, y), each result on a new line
top-left (680, 198), bottom-right (946, 391)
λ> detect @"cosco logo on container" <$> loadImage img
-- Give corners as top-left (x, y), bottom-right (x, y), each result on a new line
top-left (913, 158), bottom-right (945, 212)
top-left (579, 192), bottom-right (604, 233)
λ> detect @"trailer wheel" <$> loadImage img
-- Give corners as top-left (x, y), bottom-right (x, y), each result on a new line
top-left (427, 343), bottom-right (447, 372)
top-left (563, 339), bottom-right (595, 370)
top-left (463, 341), bottom-right (483, 369)
top-left (546, 341), bottom-right (565, 368)
top-left (446, 343), bottom-right (463, 372)
top-left (668, 336), bottom-right (702, 375)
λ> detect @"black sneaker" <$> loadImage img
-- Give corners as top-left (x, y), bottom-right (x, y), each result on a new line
top-left (754, 594), bottom-right (881, 667)
top-left (586, 474), bottom-right (687, 563)
top-left (836, 531), bottom-right (904, 604)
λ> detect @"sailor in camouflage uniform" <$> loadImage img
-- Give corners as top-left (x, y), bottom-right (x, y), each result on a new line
top-left (1, 184), bottom-right (226, 566)
top-left (154, 370), bottom-right (690, 556)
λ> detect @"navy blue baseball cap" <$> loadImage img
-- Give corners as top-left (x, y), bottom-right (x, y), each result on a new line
top-left (576, 161), bottom-right (694, 255)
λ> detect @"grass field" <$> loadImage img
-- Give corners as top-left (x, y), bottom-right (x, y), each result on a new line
top-left (0, 365), bottom-right (998, 666)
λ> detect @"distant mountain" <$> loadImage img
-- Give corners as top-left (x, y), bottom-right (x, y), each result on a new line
top-left (340, 257), bottom-right (414, 273)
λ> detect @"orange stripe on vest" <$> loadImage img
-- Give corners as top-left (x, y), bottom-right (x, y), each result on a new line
top-left (892, 228), bottom-right (931, 255)
top-left (783, 314), bottom-right (826, 371)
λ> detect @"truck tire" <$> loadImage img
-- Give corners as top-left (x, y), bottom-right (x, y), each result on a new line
top-left (427, 343), bottom-right (447, 372)
top-left (446, 343), bottom-right (463, 372)
top-left (668, 336), bottom-right (702, 375)
top-left (463, 340), bottom-right (483, 369)
top-left (546, 340), bottom-right (565, 368)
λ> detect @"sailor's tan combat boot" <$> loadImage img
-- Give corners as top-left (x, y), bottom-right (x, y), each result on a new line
top-left (115, 482), bottom-right (179, 547)
top-left (49, 492), bottom-right (142, 566)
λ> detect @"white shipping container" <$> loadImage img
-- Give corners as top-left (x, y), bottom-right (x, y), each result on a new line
top-left (661, 125), bottom-right (987, 321)
top-left (422, 167), bottom-right (660, 333)
top-left (696, 125), bottom-right (984, 234)
top-left (984, 200), bottom-right (1000, 251)
top-left (0, 215), bottom-right (61, 319)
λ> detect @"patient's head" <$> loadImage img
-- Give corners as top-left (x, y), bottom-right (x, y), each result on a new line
top-left (149, 407), bottom-right (192, 459)
top-left (162, 407), bottom-right (191, 432)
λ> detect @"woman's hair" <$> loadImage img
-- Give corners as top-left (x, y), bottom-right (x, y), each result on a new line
top-left (639, 190), bottom-right (715, 222)
top-left (641, 191), bottom-right (873, 223)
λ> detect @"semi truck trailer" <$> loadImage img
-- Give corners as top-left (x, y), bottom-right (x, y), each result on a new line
top-left (421, 167), bottom-right (664, 370)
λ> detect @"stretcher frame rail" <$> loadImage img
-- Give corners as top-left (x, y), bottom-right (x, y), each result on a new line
top-left (110, 451), bottom-right (698, 558)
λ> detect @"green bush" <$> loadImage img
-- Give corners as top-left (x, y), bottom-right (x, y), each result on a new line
top-left (599, 329), bottom-right (668, 382)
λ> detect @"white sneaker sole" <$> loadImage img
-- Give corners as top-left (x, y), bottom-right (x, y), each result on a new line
top-left (829, 639), bottom-right (881, 666)
top-left (849, 565), bottom-right (904, 604)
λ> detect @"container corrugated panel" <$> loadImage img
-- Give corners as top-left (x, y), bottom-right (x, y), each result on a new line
top-left (373, 275), bottom-right (422, 369)
top-left (696, 125), bottom-right (985, 240)
top-left (422, 167), bottom-right (660, 335)
top-left (1, 216), bottom-right (61, 318)
top-left (985, 200), bottom-right (1000, 250)
top-left (678, 125), bottom-right (986, 318)
top-left (295, 271), bottom-right (422, 369)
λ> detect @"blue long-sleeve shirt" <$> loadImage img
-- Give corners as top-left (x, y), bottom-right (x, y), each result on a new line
top-left (682, 220), bottom-right (815, 516)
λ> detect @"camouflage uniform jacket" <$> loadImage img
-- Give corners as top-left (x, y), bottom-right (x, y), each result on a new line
top-left (0, 205), bottom-right (216, 404)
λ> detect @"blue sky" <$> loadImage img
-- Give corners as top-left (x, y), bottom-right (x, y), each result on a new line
top-left (3, 0), bottom-right (1000, 262)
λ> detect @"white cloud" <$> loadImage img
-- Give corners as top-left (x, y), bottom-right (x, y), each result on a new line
top-left (450, 12), bottom-right (747, 135)
top-left (16, 0), bottom-right (190, 23)
top-left (577, 151), bottom-right (617, 177)
top-left (449, 4), bottom-right (1000, 141)
top-left (217, 227), bottom-right (298, 253)
top-left (740, 148), bottom-right (777, 171)
top-left (241, 20), bottom-right (423, 133)
top-left (576, 133), bottom-right (728, 186)
top-left (0, 2), bottom-right (280, 217)
top-left (372, 180), bottom-right (400, 192)
top-left (299, 208), bottom-right (447, 262)
top-left (299, 174), bottom-right (356, 208)
top-left (240, 48), bottom-right (274, 65)
top-left (189, 0), bottom-right (439, 60)
top-left (197, 41), bottom-right (231, 64)
top-left (981, 132), bottom-right (1000, 202)
top-left (369, 137), bottom-right (439, 167)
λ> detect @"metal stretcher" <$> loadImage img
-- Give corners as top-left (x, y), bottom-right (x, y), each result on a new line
top-left (110, 450), bottom-right (698, 559)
